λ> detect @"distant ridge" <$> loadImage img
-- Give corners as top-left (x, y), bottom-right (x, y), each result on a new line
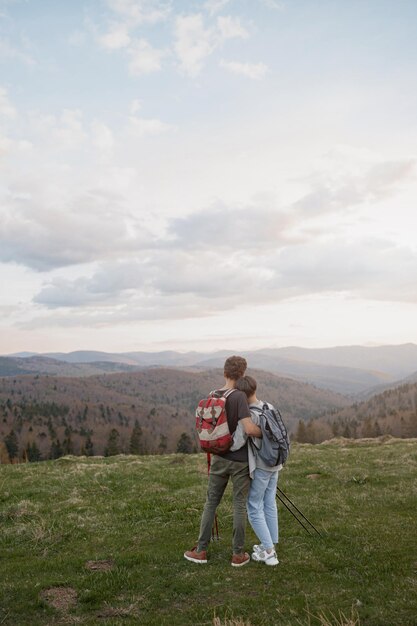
top-left (3, 343), bottom-right (417, 396)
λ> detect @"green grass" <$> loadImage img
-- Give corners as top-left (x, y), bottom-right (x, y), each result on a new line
top-left (0, 440), bottom-right (416, 626)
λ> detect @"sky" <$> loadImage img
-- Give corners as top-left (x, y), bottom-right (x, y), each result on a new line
top-left (1, 0), bottom-right (417, 354)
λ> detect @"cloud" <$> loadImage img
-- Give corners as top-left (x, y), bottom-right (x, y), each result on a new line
top-left (128, 114), bottom-right (175, 136)
top-left (0, 184), bottom-right (152, 271)
top-left (105, 0), bottom-right (171, 26)
top-left (28, 109), bottom-right (87, 150)
top-left (97, 22), bottom-right (131, 49)
top-left (204, 0), bottom-right (232, 15)
top-left (95, 3), bottom-right (253, 79)
top-left (34, 261), bottom-right (146, 308)
top-left (30, 252), bottom-right (258, 330)
top-left (272, 239), bottom-right (417, 303)
top-left (127, 38), bottom-right (166, 75)
top-left (174, 14), bottom-right (216, 77)
top-left (0, 86), bottom-right (16, 118)
top-left (0, 37), bottom-right (35, 65)
top-left (95, 1), bottom-right (170, 73)
top-left (91, 120), bottom-right (115, 156)
top-left (174, 13), bottom-right (248, 77)
top-left (220, 59), bottom-right (268, 79)
top-left (170, 204), bottom-right (293, 249)
top-left (216, 15), bottom-right (248, 40)
top-left (259, 0), bottom-right (285, 8)
top-left (293, 158), bottom-right (416, 218)
top-left (29, 235), bottom-right (417, 331)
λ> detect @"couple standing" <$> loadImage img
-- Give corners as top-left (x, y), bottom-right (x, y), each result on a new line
top-left (184, 355), bottom-right (281, 567)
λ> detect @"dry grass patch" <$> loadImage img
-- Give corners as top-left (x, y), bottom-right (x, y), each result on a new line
top-left (213, 618), bottom-right (253, 626)
top-left (40, 587), bottom-right (78, 612)
top-left (96, 603), bottom-right (140, 619)
top-left (85, 559), bottom-right (114, 572)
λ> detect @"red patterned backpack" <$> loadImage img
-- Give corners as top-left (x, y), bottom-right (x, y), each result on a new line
top-left (195, 388), bottom-right (236, 454)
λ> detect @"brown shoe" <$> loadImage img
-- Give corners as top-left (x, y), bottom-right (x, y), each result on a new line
top-left (231, 552), bottom-right (250, 567)
top-left (184, 546), bottom-right (207, 564)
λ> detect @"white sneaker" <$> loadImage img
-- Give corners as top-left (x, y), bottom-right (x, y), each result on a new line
top-left (251, 549), bottom-right (279, 566)
top-left (252, 544), bottom-right (265, 554)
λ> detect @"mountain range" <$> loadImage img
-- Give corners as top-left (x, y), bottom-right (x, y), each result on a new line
top-left (5, 343), bottom-right (417, 396)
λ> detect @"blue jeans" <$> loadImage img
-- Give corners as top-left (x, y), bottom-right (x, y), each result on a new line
top-left (247, 468), bottom-right (279, 550)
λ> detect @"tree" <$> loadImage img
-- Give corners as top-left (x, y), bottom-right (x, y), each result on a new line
top-left (305, 420), bottom-right (318, 443)
top-left (105, 428), bottom-right (120, 456)
top-left (362, 417), bottom-right (375, 438)
top-left (343, 423), bottom-right (352, 438)
top-left (50, 439), bottom-right (63, 459)
top-left (62, 428), bottom-right (74, 455)
top-left (176, 432), bottom-right (193, 454)
top-left (130, 420), bottom-right (144, 454)
top-left (84, 435), bottom-right (94, 456)
top-left (331, 420), bottom-right (341, 437)
top-left (26, 441), bottom-right (42, 462)
top-left (158, 434), bottom-right (167, 454)
top-left (0, 441), bottom-right (10, 464)
top-left (5, 429), bottom-right (19, 461)
top-left (295, 420), bottom-right (308, 443)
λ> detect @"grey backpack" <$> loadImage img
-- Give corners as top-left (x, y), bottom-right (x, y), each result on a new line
top-left (251, 403), bottom-right (290, 467)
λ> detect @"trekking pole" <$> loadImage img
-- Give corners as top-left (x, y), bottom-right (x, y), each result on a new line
top-left (276, 492), bottom-right (314, 536)
top-left (207, 453), bottom-right (220, 541)
top-left (276, 487), bottom-right (322, 538)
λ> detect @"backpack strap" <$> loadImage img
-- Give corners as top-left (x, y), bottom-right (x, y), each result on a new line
top-left (250, 404), bottom-right (264, 413)
top-left (210, 388), bottom-right (236, 399)
top-left (251, 402), bottom-right (272, 412)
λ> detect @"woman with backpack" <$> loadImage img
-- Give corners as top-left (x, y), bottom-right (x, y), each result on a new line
top-left (231, 375), bottom-right (284, 566)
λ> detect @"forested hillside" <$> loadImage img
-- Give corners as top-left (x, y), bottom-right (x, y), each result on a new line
top-left (0, 368), bottom-right (347, 462)
top-left (294, 382), bottom-right (417, 443)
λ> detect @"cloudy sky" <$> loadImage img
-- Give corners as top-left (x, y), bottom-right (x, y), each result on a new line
top-left (1, 0), bottom-right (417, 354)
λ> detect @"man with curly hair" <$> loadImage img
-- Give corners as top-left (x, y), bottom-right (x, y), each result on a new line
top-left (184, 356), bottom-right (261, 567)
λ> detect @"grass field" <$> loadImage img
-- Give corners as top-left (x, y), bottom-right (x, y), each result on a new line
top-left (0, 439), bottom-right (416, 626)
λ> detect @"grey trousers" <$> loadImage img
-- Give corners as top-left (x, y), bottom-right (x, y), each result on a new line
top-left (197, 455), bottom-right (250, 554)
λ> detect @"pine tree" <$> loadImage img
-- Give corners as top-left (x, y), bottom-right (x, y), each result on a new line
top-left (50, 439), bottom-right (63, 459)
top-left (26, 441), bottom-right (42, 462)
top-left (343, 422), bottom-right (352, 438)
top-left (130, 420), bottom-right (143, 454)
top-left (331, 420), bottom-right (341, 437)
top-left (105, 428), bottom-right (120, 456)
top-left (374, 420), bottom-right (382, 437)
top-left (5, 429), bottom-right (19, 461)
top-left (85, 435), bottom-right (94, 456)
top-left (176, 432), bottom-right (193, 453)
top-left (62, 427), bottom-right (74, 455)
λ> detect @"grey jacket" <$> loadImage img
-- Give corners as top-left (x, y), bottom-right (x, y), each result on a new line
top-left (230, 400), bottom-right (282, 478)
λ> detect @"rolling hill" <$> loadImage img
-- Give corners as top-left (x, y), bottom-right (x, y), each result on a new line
top-left (0, 367), bottom-right (348, 460)
top-left (304, 381), bottom-right (417, 441)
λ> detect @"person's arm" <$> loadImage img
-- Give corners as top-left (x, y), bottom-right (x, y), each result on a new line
top-left (241, 417), bottom-right (262, 438)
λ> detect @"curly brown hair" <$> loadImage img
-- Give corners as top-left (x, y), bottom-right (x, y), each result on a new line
top-left (223, 355), bottom-right (247, 381)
